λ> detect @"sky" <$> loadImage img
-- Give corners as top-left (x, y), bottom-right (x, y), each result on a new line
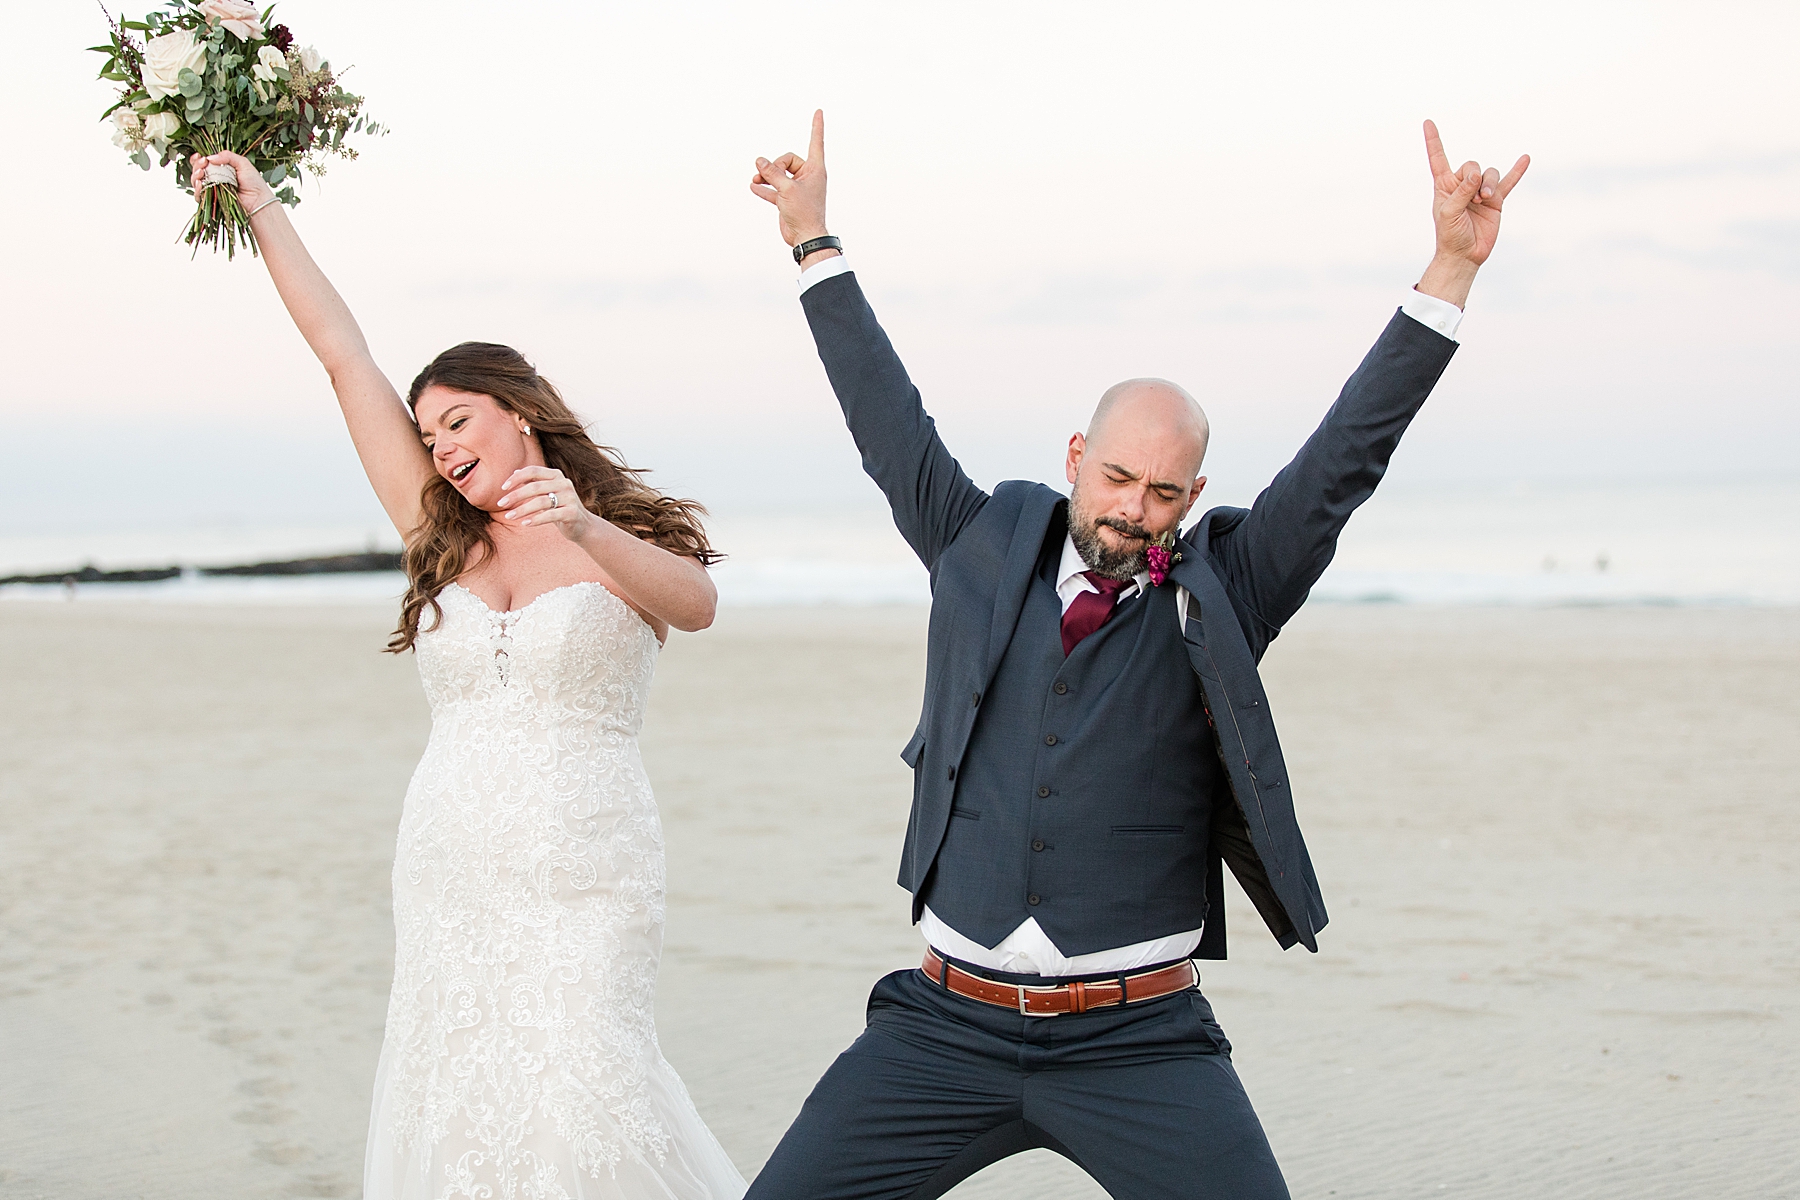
top-left (1, 0), bottom-right (1795, 548)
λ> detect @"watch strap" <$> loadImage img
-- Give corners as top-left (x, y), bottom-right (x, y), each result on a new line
top-left (793, 235), bottom-right (843, 264)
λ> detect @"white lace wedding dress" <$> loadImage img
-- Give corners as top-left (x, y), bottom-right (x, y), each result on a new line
top-left (364, 581), bottom-right (747, 1200)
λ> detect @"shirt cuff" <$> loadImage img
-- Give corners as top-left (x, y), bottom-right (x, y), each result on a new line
top-left (1401, 287), bottom-right (1464, 342)
top-left (798, 254), bottom-right (853, 295)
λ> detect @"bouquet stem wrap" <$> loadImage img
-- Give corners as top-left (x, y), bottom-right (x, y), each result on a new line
top-left (190, 149), bottom-right (253, 257)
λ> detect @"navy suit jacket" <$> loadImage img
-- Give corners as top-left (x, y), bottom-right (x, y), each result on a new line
top-left (801, 271), bottom-right (1458, 955)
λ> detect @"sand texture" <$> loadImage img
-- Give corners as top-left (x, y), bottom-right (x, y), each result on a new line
top-left (1, 602), bottom-right (1795, 1198)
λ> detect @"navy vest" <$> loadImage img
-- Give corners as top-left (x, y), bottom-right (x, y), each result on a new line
top-left (921, 511), bottom-right (1220, 954)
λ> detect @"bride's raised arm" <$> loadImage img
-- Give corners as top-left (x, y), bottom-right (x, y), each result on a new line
top-left (195, 150), bottom-right (431, 538)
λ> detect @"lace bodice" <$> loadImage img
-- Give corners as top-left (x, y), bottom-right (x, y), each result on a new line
top-left (416, 581), bottom-right (660, 732)
top-left (367, 581), bottom-right (743, 1199)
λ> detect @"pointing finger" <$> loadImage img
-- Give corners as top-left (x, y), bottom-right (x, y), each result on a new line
top-left (1423, 119), bottom-right (1451, 178)
top-left (808, 108), bottom-right (825, 168)
top-left (1495, 153), bottom-right (1531, 200)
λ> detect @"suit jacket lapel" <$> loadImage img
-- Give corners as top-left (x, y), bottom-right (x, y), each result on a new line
top-left (985, 488), bottom-right (1063, 682)
top-left (1168, 533), bottom-right (1216, 640)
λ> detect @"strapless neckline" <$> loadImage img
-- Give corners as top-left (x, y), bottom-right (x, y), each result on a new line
top-left (444, 579), bottom-right (657, 641)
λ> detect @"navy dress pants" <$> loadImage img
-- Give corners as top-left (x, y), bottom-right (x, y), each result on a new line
top-left (745, 964), bottom-right (1290, 1200)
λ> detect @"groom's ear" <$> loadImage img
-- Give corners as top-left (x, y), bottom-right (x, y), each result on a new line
top-left (1065, 433), bottom-right (1086, 486)
top-left (1183, 475), bottom-right (1208, 518)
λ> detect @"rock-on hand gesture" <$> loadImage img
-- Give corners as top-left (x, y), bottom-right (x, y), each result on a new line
top-left (751, 109), bottom-right (831, 250)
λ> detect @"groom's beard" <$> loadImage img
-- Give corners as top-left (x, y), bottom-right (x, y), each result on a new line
top-left (1068, 488), bottom-right (1161, 582)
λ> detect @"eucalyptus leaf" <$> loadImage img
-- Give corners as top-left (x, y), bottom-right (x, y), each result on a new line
top-left (131, 150), bottom-right (151, 170)
top-left (177, 68), bottom-right (202, 97)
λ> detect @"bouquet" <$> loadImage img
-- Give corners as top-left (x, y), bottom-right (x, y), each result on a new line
top-left (91, 1), bottom-right (381, 258)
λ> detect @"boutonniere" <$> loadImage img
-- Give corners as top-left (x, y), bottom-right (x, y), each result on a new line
top-left (1146, 532), bottom-right (1182, 587)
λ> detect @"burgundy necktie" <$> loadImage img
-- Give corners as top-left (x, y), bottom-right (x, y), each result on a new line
top-left (1061, 571), bottom-right (1130, 655)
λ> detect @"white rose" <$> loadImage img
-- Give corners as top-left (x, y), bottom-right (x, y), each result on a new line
top-left (298, 45), bottom-right (323, 74)
top-left (142, 28), bottom-right (207, 101)
top-left (141, 111), bottom-right (182, 146)
top-left (110, 108), bottom-right (148, 152)
top-left (253, 44), bottom-right (286, 82)
top-left (197, 0), bottom-right (264, 41)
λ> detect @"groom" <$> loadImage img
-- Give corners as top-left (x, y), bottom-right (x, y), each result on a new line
top-left (746, 113), bottom-right (1528, 1199)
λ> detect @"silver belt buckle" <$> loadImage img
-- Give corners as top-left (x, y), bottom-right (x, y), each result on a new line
top-left (1016, 983), bottom-right (1063, 1017)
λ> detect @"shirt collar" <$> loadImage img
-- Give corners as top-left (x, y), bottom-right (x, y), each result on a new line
top-left (1056, 533), bottom-right (1150, 602)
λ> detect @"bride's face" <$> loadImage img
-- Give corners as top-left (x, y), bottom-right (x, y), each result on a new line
top-left (415, 385), bottom-right (542, 512)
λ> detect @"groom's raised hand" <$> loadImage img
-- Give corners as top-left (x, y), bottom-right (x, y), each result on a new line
top-left (1416, 119), bottom-right (1530, 308)
top-left (751, 110), bottom-right (838, 265)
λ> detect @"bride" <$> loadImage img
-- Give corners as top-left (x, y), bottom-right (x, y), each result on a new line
top-left (192, 151), bottom-right (748, 1200)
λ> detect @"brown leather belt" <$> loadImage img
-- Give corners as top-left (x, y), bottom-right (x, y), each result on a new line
top-left (921, 948), bottom-right (1197, 1017)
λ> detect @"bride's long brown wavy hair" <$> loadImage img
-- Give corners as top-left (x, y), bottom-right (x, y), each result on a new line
top-left (386, 342), bottom-right (721, 654)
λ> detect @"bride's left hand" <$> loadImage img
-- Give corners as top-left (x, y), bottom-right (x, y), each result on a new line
top-left (498, 466), bottom-right (593, 541)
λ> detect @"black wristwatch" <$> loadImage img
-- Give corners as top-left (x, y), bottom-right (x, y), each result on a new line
top-left (793, 235), bottom-right (842, 264)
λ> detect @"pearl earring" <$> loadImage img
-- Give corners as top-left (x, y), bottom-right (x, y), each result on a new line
top-left (522, 425), bottom-right (532, 436)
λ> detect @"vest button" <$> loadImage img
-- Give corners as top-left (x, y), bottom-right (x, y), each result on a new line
top-left (1027, 893), bottom-right (1041, 906)
top-left (1044, 734), bottom-right (1057, 746)
top-left (1053, 682), bottom-right (1068, 695)
top-left (1031, 839), bottom-right (1045, 852)
top-left (947, 766), bottom-right (957, 781)
top-left (1036, 786), bottom-right (1050, 798)
top-left (971, 691), bottom-right (981, 706)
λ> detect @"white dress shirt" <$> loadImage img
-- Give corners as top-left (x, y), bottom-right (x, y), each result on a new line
top-left (800, 254), bottom-right (1467, 974)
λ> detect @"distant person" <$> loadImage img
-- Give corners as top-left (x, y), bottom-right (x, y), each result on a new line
top-left (745, 114), bottom-right (1527, 1198)
top-left (190, 151), bottom-right (746, 1200)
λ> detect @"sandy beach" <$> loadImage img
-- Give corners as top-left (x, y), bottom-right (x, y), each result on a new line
top-left (0, 600), bottom-right (1794, 1199)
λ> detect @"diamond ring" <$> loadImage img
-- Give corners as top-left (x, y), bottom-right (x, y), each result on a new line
top-left (548, 492), bottom-right (558, 509)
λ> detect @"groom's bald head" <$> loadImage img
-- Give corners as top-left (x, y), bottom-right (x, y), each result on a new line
top-left (1087, 378), bottom-right (1210, 479)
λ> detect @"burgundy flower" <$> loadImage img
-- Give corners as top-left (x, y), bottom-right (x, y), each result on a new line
top-left (268, 24), bottom-right (294, 52)
top-left (1147, 543), bottom-right (1175, 587)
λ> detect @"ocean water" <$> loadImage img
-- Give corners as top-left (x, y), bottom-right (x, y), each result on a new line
top-left (1, 478), bottom-right (1794, 608)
